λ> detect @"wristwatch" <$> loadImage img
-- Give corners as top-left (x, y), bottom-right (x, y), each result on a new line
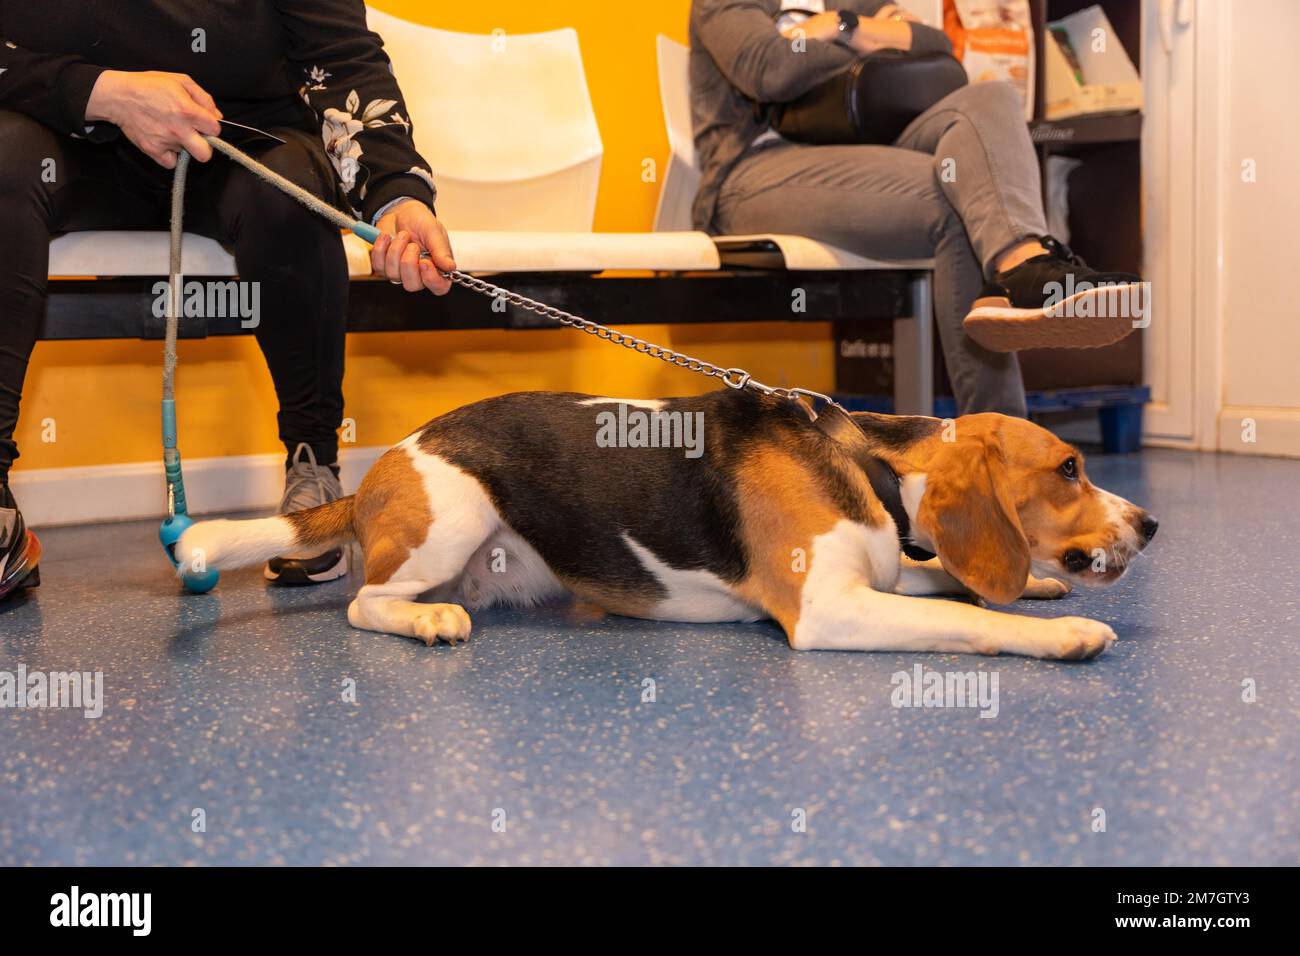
top-left (836, 9), bottom-right (860, 44)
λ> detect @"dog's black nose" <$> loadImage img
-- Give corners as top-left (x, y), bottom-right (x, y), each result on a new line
top-left (1062, 548), bottom-right (1092, 573)
top-left (1140, 514), bottom-right (1159, 542)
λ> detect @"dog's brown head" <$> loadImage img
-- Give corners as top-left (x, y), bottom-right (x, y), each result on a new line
top-left (880, 413), bottom-right (1157, 604)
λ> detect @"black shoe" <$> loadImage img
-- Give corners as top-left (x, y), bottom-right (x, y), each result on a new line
top-left (0, 484), bottom-right (41, 601)
top-left (963, 235), bottom-right (1146, 352)
top-left (264, 444), bottom-right (349, 586)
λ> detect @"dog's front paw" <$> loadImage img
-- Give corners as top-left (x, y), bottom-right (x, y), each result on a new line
top-left (1023, 575), bottom-right (1071, 600)
top-left (1043, 616), bottom-right (1116, 660)
top-left (412, 603), bottom-right (473, 647)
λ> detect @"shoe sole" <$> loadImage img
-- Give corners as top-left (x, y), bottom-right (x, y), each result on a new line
top-left (0, 530), bottom-right (41, 602)
top-left (963, 284), bottom-right (1146, 352)
top-left (264, 548), bottom-right (349, 586)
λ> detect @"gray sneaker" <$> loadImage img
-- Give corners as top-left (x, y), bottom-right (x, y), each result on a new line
top-left (264, 443), bottom-right (349, 585)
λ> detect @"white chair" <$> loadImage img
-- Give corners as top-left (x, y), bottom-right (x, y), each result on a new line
top-left (653, 32), bottom-right (703, 234)
top-left (365, 11), bottom-right (718, 271)
top-left (654, 35), bottom-right (935, 415)
top-left (365, 9), bottom-right (603, 233)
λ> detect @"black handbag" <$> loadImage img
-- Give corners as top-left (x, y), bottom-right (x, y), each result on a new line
top-left (769, 49), bottom-right (969, 145)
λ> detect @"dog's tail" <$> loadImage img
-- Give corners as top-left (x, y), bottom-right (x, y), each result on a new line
top-left (175, 497), bottom-right (357, 572)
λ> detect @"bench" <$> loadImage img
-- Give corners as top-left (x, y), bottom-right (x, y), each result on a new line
top-left (43, 12), bottom-right (938, 415)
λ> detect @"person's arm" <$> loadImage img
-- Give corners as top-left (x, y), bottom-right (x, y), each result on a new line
top-left (272, 0), bottom-right (453, 294)
top-left (0, 26), bottom-right (111, 139)
top-left (694, 0), bottom-right (866, 104)
top-left (2, 11), bottom-right (223, 165)
top-left (862, 3), bottom-right (953, 54)
top-left (785, 4), bottom-right (954, 57)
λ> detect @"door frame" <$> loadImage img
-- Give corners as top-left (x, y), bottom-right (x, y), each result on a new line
top-left (1141, 0), bottom-right (1210, 448)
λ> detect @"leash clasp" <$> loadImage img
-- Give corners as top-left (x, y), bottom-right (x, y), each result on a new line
top-left (720, 370), bottom-right (840, 421)
top-left (772, 386), bottom-right (841, 420)
top-left (721, 368), bottom-right (752, 390)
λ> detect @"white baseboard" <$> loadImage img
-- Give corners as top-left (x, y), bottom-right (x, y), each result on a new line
top-left (1216, 406), bottom-right (1300, 459)
top-left (10, 445), bottom-right (389, 528)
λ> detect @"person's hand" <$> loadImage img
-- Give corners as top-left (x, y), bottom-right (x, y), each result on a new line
top-left (778, 9), bottom-right (914, 52)
top-left (371, 200), bottom-right (456, 295)
top-left (85, 70), bottom-right (223, 169)
top-left (874, 3), bottom-right (921, 22)
top-left (852, 10), bottom-right (915, 53)
top-left (778, 10), bottom-right (843, 43)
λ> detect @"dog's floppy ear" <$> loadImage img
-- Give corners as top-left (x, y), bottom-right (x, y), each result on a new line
top-left (917, 435), bottom-right (1030, 604)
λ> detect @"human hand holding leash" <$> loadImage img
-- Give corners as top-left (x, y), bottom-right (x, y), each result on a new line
top-left (86, 70), bottom-right (223, 168)
top-left (371, 199), bottom-right (457, 295)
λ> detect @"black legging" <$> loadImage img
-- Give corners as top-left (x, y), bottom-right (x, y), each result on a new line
top-left (0, 109), bottom-right (349, 483)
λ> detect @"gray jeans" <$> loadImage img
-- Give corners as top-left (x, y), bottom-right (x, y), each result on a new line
top-left (715, 81), bottom-right (1047, 416)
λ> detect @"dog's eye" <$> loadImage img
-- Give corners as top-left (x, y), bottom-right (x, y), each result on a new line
top-left (1059, 457), bottom-right (1078, 480)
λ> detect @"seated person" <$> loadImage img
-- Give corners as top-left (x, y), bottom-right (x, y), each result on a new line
top-left (0, 0), bottom-right (457, 601)
top-left (689, 0), bottom-right (1141, 417)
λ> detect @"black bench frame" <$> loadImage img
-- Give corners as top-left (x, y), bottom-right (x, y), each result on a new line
top-left (44, 270), bottom-right (912, 339)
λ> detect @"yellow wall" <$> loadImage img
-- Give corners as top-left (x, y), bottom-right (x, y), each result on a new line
top-left (15, 0), bottom-right (832, 473)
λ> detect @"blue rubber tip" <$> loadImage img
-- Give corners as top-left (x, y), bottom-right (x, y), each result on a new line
top-left (159, 514), bottom-right (220, 593)
top-left (159, 513), bottom-right (192, 555)
top-left (182, 568), bottom-right (220, 594)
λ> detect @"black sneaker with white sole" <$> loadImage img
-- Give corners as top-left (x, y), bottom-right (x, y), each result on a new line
top-left (0, 483), bottom-right (41, 601)
top-left (963, 235), bottom-right (1146, 352)
top-left (265, 443), bottom-right (349, 585)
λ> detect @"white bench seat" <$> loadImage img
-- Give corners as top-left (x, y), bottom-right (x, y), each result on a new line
top-left (445, 230), bottom-right (721, 273)
top-left (47, 229), bottom-right (727, 278)
top-left (48, 228), bottom-right (934, 278)
top-left (48, 231), bottom-right (242, 279)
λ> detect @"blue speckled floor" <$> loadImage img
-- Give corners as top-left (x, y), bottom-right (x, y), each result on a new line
top-left (1, 448), bottom-right (1297, 866)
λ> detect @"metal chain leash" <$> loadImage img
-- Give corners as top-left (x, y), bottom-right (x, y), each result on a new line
top-left (200, 133), bottom-right (837, 411)
top-left (444, 271), bottom-right (753, 387)
top-left (443, 270), bottom-right (836, 410)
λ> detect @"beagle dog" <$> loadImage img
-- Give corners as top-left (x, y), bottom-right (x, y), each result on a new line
top-left (180, 389), bottom-right (1157, 659)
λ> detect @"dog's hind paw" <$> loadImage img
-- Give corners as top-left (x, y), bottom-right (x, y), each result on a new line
top-left (412, 603), bottom-right (473, 647)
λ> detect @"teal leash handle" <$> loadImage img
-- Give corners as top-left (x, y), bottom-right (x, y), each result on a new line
top-left (159, 148), bottom-right (218, 593)
top-left (162, 150), bottom-right (189, 522)
top-left (161, 399), bottom-right (187, 518)
top-left (350, 221), bottom-right (382, 245)
top-left (348, 220), bottom-right (434, 263)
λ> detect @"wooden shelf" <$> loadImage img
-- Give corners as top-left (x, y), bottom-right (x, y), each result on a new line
top-left (1029, 112), bottom-right (1143, 148)
top-left (1015, 0), bottom-right (1145, 403)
